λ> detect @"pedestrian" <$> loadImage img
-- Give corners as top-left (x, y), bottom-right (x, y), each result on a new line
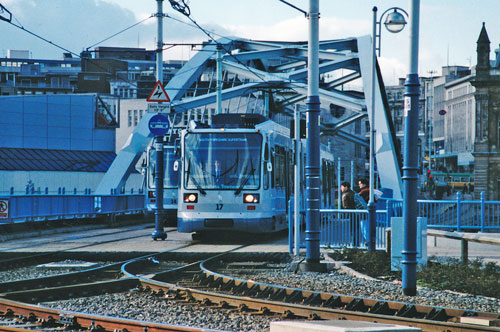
top-left (358, 178), bottom-right (369, 203)
top-left (340, 181), bottom-right (355, 209)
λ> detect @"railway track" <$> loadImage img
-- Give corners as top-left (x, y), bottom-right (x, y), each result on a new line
top-left (133, 252), bottom-right (500, 332)
top-left (0, 224), bottom-right (171, 271)
top-left (1, 236), bottom-right (499, 331)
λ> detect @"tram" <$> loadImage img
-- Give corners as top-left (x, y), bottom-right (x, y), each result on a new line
top-left (425, 171), bottom-right (474, 199)
top-left (177, 113), bottom-right (334, 238)
top-left (144, 134), bottom-right (180, 226)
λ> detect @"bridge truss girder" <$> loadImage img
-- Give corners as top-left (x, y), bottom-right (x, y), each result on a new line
top-left (96, 35), bottom-right (402, 199)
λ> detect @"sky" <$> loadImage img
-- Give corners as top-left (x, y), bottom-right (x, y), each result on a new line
top-left (2, 0), bottom-right (500, 85)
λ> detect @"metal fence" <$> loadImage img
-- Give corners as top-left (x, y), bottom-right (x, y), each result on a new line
top-left (289, 191), bottom-right (500, 252)
top-left (0, 194), bottom-right (145, 224)
top-left (388, 192), bottom-right (500, 232)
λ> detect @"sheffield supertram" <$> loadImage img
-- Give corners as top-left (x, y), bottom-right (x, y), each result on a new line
top-left (144, 134), bottom-right (180, 226)
top-left (176, 113), bottom-right (335, 238)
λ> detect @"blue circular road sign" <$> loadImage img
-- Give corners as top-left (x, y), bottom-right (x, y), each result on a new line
top-left (148, 114), bottom-right (170, 136)
top-left (439, 109), bottom-right (447, 116)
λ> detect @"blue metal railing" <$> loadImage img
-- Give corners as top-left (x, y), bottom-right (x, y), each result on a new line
top-left (289, 191), bottom-right (500, 252)
top-left (387, 191), bottom-right (500, 232)
top-left (0, 194), bottom-right (145, 224)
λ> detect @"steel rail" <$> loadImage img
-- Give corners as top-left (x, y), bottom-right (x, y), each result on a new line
top-left (0, 226), bottom-right (175, 271)
top-left (132, 255), bottom-right (500, 332)
top-left (0, 297), bottom-right (222, 332)
top-left (0, 244), bottom-right (193, 302)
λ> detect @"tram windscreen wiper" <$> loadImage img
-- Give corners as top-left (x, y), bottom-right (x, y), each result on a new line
top-left (234, 167), bottom-right (255, 196)
top-left (187, 159), bottom-right (206, 195)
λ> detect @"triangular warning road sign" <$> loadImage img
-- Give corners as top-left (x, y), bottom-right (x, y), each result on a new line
top-left (147, 80), bottom-right (171, 102)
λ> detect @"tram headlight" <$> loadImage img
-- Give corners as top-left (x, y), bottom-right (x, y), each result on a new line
top-left (243, 194), bottom-right (259, 203)
top-left (184, 193), bottom-right (198, 203)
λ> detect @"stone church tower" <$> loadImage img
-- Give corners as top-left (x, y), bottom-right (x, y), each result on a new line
top-left (471, 23), bottom-right (500, 200)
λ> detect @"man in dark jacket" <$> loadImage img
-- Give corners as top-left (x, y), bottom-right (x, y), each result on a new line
top-left (341, 181), bottom-right (355, 209)
top-left (358, 178), bottom-right (369, 203)
top-left (341, 181), bottom-right (358, 246)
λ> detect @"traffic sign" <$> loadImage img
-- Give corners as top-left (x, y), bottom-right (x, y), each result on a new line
top-left (148, 114), bottom-right (170, 136)
top-left (147, 103), bottom-right (170, 113)
top-left (0, 199), bottom-right (8, 219)
top-left (147, 80), bottom-right (171, 102)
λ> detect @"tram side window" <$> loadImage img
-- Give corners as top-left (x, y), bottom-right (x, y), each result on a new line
top-left (263, 143), bottom-right (269, 190)
top-left (271, 148), bottom-right (275, 188)
top-left (274, 146), bottom-right (286, 188)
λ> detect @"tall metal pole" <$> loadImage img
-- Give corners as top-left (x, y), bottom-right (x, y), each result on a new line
top-left (402, 0), bottom-right (420, 296)
top-left (428, 71), bottom-right (435, 174)
top-left (337, 157), bottom-right (341, 210)
top-left (304, 0), bottom-right (322, 270)
top-left (152, 0), bottom-right (167, 240)
top-left (216, 44), bottom-right (222, 115)
top-left (156, 0), bottom-right (163, 84)
top-left (367, 6), bottom-right (378, 251)
top-left (294, 104), bottom-right (301, 256)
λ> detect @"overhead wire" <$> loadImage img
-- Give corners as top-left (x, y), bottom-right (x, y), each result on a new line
top-left (166, 0), bottom-right (269, 83)
top-left (86, 15), bottom-right (154, 49)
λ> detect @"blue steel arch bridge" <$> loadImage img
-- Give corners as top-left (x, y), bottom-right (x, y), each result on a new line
top-left (95, 36), bottom-right (403, 200)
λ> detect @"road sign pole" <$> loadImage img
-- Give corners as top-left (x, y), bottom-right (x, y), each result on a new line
top-left (148, 114), bottom-right (170, 241)
top-left (152, 135), bottom-right (167, 240)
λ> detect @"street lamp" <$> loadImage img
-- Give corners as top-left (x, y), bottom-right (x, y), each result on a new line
top-left (368, 6), bottom-right (407, 251)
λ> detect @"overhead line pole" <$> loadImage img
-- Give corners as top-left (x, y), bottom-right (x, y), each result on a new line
top-left (152, 0), bottom-right (167, 241)
top-left (304, 0), bottom-right (323, 271)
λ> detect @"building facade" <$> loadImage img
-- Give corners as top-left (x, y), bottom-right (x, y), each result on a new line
top-left (471, 23), bottom-right (500, 200)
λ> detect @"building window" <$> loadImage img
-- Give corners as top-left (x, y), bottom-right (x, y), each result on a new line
top-left (128, 110), bottom-right (132, 127)
top-left (497, 118), bottom-right (500, 148)
top-left (134, 109), bottom-right (138, 126)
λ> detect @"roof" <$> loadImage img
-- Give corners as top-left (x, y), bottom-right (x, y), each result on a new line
top-left (0, 148), bottom-right (116, 172)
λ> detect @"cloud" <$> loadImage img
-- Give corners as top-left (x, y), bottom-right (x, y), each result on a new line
top-left (2, 0), bottom-right (141, 58)
top-left (217, 16), bottom-right (370, 42)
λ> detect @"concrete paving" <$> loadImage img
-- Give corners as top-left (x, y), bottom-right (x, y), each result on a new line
top-left (427, 231), bottom-right (500, 265)
top-left (1, 220), bottom-right (500, 266)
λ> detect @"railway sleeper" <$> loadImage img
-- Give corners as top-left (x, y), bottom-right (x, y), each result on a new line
top-left (345, 298), bottom-right (370, 312)
top-left (368, 301), bottom-right (394, 315)
top-left (284, 290), bottom-right (303, 303)
top-left (322, 295), bottom-right (344, 309)
top-left (395, 304), bottom-right (418, 318)
top-left (424, 308), bottom-right (450, 321)
top-left (241, 284), bottom-right (260, 297)
top-left (255, 286), bottom-right (274, 299)
top-left (39, 316), bottom-right (59, 328)
top-left (207, 277), bottom-right (224, 289)
top-left (219, 279), bottom-right (235, 291)
top-left (302, 293), bottom-right (323, 306)
top-left (232, 281), bottom-right (250, 294)
top-left (269, 288), bottom-right (287, 301)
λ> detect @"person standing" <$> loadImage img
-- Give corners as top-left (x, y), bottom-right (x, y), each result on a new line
top-left (341, 181), bottom-right (358, 247)
top-left (358, 178), bottom-right (369, 203)
top-left (340, 181), bottom-right (355, 209)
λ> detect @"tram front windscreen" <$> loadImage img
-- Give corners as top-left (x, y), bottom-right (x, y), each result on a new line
top-left (183, 132), bottom-right (262, 190)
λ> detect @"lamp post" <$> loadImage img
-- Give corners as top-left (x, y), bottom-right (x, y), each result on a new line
top-left (369, 6), bottom-right (407, 251)
top-left (402, 0), bottom-right (421, 296)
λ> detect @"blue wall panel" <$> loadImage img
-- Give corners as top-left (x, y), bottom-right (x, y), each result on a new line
top-left (71, 115), bottom-right (93, 129)
top-left (1, 124), bottom-right (23, 136)
top-left (0, 135), bottom-right (22, 147)
top-left (0, 94), bottom-right (115, 153)
top-left (47, 138), bottom-right (70, 150)
top-left (71, 139), bottom-right (92, 150)
top-left (47, 114), bottom-right (70, 127)
top-left (24, 136), bottom-right (47, 149)
top-left (0, 111), bottom-right (23, 125)
top-left (48, 126), bottom-right (70, 138)
top-left (23, 112), bottom-right (47, 126)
